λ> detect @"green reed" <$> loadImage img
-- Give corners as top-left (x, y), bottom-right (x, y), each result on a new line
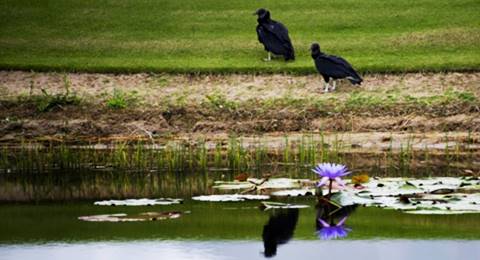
top-left (253, 138), bottom-right (268, 171)
top-left (213, 142), bottom-right (223, 169)
top-left (0, 134), bottom-right (475, 177)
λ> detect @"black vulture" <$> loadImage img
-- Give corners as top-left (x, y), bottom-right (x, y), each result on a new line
top-left (311, 43), bottom-right (363, 92)
top-left (254, 8), bottom-right (295, 61)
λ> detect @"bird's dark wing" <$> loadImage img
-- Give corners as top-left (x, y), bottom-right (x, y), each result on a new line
top-left (315, 54), bottom-right (362, 82)
top-left (263, 20), bottom-right (294, 52)
top-left (256, 24), bottom-right (265, 44)
top-left (326, 55), bottom-right (360, 78)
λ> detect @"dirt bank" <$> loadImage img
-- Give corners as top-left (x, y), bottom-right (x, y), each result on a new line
top-left (0, 71), bottom-right (479, 143)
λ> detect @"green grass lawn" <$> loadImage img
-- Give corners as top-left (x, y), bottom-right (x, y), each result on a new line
top-left (0, 0), bottom-right (479, 74)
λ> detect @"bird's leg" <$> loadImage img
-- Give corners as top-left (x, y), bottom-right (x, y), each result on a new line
top-left (331, 80), bottom-right (337, 91)
top-left (263, 52), bottom-right (271, 62)
top-left (323, 81), bottom-right (330, 93)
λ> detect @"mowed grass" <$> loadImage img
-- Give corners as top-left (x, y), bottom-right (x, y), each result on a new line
top-left (0, 0), bottom-right (479, 73)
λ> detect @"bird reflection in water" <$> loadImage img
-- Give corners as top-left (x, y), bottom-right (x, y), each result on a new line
top-left (262, 208), bottom-right (299, 257)
top-left (316, 196), bottom-right (357, 240)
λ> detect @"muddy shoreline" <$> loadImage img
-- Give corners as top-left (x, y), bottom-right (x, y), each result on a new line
top-left (1, 71), bottom-right (479, 144)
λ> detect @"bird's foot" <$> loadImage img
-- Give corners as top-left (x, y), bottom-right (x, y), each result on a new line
top-left (263, 52), bottom-right (272, 62)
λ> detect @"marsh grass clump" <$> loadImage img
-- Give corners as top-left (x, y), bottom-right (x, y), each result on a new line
top-left (22, 76), bottom-right (81, 112)
top-left (204, 92), bottom-right (238, 112)
top-left (106, 88), bottom-right (139, 109)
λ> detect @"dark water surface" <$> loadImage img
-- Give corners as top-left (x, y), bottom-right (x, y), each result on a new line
top-left (1, 145), bottom-right (479, 259)
top-left (0, 200), bottom-right (479, 259)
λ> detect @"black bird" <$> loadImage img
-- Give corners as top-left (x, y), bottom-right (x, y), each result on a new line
top-left (311, 43), bottom-right (363, 92)
top-left (254, 8), bottom-right (295, 61)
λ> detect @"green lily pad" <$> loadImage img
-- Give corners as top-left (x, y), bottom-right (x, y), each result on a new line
top-left (78, 211), bottom-right (183, 222)
top-left (260, 201), bottom-right (310, 210)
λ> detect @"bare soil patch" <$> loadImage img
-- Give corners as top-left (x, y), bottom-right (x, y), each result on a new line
top-left (0, 71), bottom-right (479, 143)
top-left (1, 71), bottom-right (479, 103)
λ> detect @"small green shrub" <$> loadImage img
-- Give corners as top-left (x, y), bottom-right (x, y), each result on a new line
top-left (205, 92), bottom-right (237, 111)
top-left (106, 89), bottom-right (138, 109)
top-left (29, 75), bottom-right (81, 112)
top-left (452, 91), bottom-right (476, 103)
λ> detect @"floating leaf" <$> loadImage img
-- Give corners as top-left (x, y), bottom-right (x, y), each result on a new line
top-left (430, 189), bottom-right (455, 194)
top-left (405, 210), bottom-right (480, 215)
top-left (94, 198), bottom-right (182, 206)
top-left (78, 211), bottom-right (183, 222)
top-left (192, 194), bottom-right (270, 202)
top-left (260, 201), bottom-right (310, 210)
top-left (341, 177), bottom-right (480, 214)
top-left (270, 189), bottom-right (315, 197)
top-left (78, 213), bottom-right (134, 222)
top-left (213, 178), bottom-right (312, 191)
top-left (212, 182), bottom-right (254, 190)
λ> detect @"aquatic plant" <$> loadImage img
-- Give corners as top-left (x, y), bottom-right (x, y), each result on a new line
top-left (106, 88), bottom-right (139, 109)
top-left (313, 163), bottom-right (350, 188)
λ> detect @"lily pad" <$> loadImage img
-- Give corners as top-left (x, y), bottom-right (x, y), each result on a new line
top-left (405, 210), bottom-right (480, 215)
top-left (213, 178), bottom-right (313, 191)
top-left (212, 182), bottom-right (254, 190)
top-left (337, 177), bottom-right (480, 214)
top-left (271, 189), bottom-right (315, 197)
top-left (94, 198), bottom-right (183, 206)
top-left (260, 201), bottom-right (310, 210)
top-left (78, 211), bottom-right (182, 222)
top-left (209, 176), bottom-right (479, 214)
top-left (191, 194), bottom-right (270, 202)
top-left (78, 213), bottom-right (136, 222)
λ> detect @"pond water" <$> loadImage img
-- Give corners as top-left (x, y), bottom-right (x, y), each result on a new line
top-left (1, 143), bottom-right (479, 259)
top-left (1, 200), bottom-right (479, 259)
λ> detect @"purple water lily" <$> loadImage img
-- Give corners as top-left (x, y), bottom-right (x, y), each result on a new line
top-left (312, 163), bottom-right (350, 188)
top-left (316, 216), bottom-right (351, 240)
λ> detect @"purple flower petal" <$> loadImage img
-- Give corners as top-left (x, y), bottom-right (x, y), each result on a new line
top-left (312, 163), bottom-right (350, 179)
top-left (317, 177), bottom-right (329, 187)
top-left (316, 225), bottom-right (351, 240)
top-left (335, 177), bottom-right (346, 187)
top-left (337, 216), bottom-right (348, 226)
top-left (318, 218), bottom-right (330, 227)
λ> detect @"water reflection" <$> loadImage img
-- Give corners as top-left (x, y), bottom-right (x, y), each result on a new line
top-left (315, 198), bottom-right (357, 240)
top-left (262, 209), bottom-right (299, 257)
top-left (260, 199), bottom-right (358, 257)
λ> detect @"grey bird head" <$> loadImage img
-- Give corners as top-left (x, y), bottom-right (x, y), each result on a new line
top-left (254, 8), bottom-right (270, 20)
